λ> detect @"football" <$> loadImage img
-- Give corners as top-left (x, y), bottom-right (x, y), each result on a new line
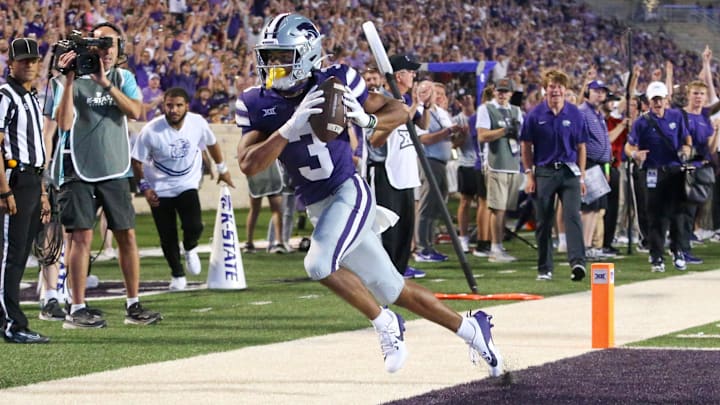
top-left (309, 76), bottom-right (346, 142)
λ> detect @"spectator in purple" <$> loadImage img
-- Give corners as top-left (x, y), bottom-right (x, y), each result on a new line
top-left (143, 73), bottom-right (164, 121)
top-left (189, 87), bottom-right (212, 120)
top-left (209, 79), bottom-right (229, 109)
top-left (169, 60), bottom-right (198, 99)
top-left (129, 47), bottom-right (159, 90)
top-left (24, 14), bottom-right (47, 38)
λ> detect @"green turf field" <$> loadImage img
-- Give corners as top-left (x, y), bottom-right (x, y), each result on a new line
top-left (3, 203), bottom-right (719, 389)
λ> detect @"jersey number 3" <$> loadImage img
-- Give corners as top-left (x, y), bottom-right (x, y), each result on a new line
top-left (288, 131), bottom-right (334, 181)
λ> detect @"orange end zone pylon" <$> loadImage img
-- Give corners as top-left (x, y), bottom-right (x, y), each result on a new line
top-left (434, 292), bottom-right (544, 301)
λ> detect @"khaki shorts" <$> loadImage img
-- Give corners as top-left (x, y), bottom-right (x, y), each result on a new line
top-left (58, 178), bottom-right (135, 231)
top-left (486, 171), bottom-right (522, 211)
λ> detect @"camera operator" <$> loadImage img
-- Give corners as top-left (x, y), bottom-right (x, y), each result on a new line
top-left (52, 23), bottom-right (162, 329)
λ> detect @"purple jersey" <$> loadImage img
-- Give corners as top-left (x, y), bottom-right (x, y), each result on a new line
top-left (236, 64), bottom-right (369, 205)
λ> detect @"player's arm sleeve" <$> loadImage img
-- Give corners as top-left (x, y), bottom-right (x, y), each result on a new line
top-left (235, 96), bottom-right (253, 135)
top-left (344, 66), bottom-right (369, 106)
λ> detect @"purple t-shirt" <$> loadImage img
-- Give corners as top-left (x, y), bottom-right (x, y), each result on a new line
top-left (684, 108), bottom-right (713, 163)
top-left (236, 64), bottom-right (368, 205)
top-left (519, 100), bottom-right (587, 166)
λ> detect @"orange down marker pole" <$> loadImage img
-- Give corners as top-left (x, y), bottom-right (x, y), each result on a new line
top-left (591, 263), bottom-right (615, 348)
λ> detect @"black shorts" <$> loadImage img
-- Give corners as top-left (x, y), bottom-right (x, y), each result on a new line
top-left (457, 166), bottom-right (486, 199)
top-left (58, 178), bottom-right (135, 231)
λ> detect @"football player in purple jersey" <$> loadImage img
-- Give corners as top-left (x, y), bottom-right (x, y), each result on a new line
top-left (235, 13), bottom-right (503, 376)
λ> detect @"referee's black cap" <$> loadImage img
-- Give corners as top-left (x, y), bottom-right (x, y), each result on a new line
top-left (9, 38), bottom-right (40, 61)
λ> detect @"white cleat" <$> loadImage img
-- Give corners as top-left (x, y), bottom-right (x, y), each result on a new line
top-left (375, 309), bottom-right (408, 373)
top-left (466, 311), bottom-right (503, 377)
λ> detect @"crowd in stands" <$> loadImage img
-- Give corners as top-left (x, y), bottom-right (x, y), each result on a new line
top-left (0, 0), bottom-right (713, 122)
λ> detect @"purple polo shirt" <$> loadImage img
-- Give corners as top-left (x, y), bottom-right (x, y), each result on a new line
top-left (579, 101), bottom-right (611, 163)
top-left (628, 108), bottom-right (687, 168)
top-left (519, 100), bottom-right (587, 166)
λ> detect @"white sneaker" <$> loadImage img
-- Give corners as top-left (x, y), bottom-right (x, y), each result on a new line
top-left (374, 309), bottom-right (407, 373)
top-left (488, 250), bottom-right (517, 263)
top-left (460, 236), bottom-right (470, 253)
top-left (97, 249), bottom-right (117, 261)
top-left (466, 311), bottom-right (503, 377)
top-left (169, 276), bottom-right (187, 291)
top-left (557, 242), bottom-right (567, 253)
top-left (185, 248), bottom-right (201, 275)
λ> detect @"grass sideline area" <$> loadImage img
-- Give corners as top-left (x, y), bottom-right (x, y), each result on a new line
top-left (3, 203), bottom-right (720, 389)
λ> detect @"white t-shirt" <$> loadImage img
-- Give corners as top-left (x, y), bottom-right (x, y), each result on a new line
top-left (132, 112), bottom-right (216, 198)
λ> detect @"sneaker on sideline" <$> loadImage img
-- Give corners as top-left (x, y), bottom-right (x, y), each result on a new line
top-left (571, 263), bottom-right (586, 282)
top-left (536, 272), bottom-right (553, 281)
top-left (683, 251), bottom-right (703, 265)
top-left (472, 247), bottom-right (490, 258)
top-left (465, 311), bottom-right (503, 377)
top-left (459, 236), bottom-right (470, 253)
top-left (65, 302), bottom-right (104, 318)
top-left (3, 327), bottom-right (49, 344)
top-left (185, 247), bottom-right (202, 275)
top-left (709, 232), bottom-right (720, 243)
top-left (269, 243), bottom-right (289, 254)
top-left (403, 267), bottom-right (426, 279)
top-left (585, 248), bottom-right (601, 262)
top-left (671, 251), bottom-right (687, 271)
top-left (651, 258), bottom-right (666, 273)
top-left (374, 309), bottom-right (407, 373)
top-left (63, 308), bottom-right (107, 329)
top-left (601, 246), bottom-right (620, 256)
top-left (557, 242), bottom-right (567, 253)
top-left (169, 276), bottom-right (187, 291)
top-left (695, 229), bottom-right (714, 241)
top-left (242, 242), bottom-right (256, 254)
top-left (96, 248), bottom-right (117, 261)
top-left (414, 249), bottom-right (447, 263)
top-left (39, 298), bottom-right (65, 321)
top-left (488, 250), bottom-right (517, 263)
top-left (124, 303), bottom-right (163, 326)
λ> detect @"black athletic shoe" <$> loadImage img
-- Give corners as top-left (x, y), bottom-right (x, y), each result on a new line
top-left (65, 302), bottom-right (104, 317)
top-left (571, 263), bottom-right (587, 282)
top-left (3, 328), bottom-right (50, 344)
top-left (63, 307), bottom-right (107, 329)
top-left (39, 298), bottom-right (66, 321)
top-left (124, 303), bottom-right (163, 325)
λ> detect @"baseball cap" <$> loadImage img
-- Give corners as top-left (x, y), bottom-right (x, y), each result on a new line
top-left (9, 38), bottom-right (40, 61)
top-left (587, 80), bottom-right (610, 92)
top-left (390, 55), bottom-right (421, 72)
top-left (646, 81), bottom-right (668, 100)
top-left (149, 73), bottom-right (160, 80)
top-left (494, 78), bottom-right (515, 92)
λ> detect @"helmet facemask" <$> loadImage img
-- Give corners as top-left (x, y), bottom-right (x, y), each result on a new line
top-left (255, 14), bottom-right (324, 92)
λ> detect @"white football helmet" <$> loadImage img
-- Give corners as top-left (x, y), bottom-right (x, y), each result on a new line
top-left (255, 13), bottom-right (324, 91)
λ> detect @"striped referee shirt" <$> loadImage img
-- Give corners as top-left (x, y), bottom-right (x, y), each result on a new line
top-left (0, 76), bottom-right (45, 168)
